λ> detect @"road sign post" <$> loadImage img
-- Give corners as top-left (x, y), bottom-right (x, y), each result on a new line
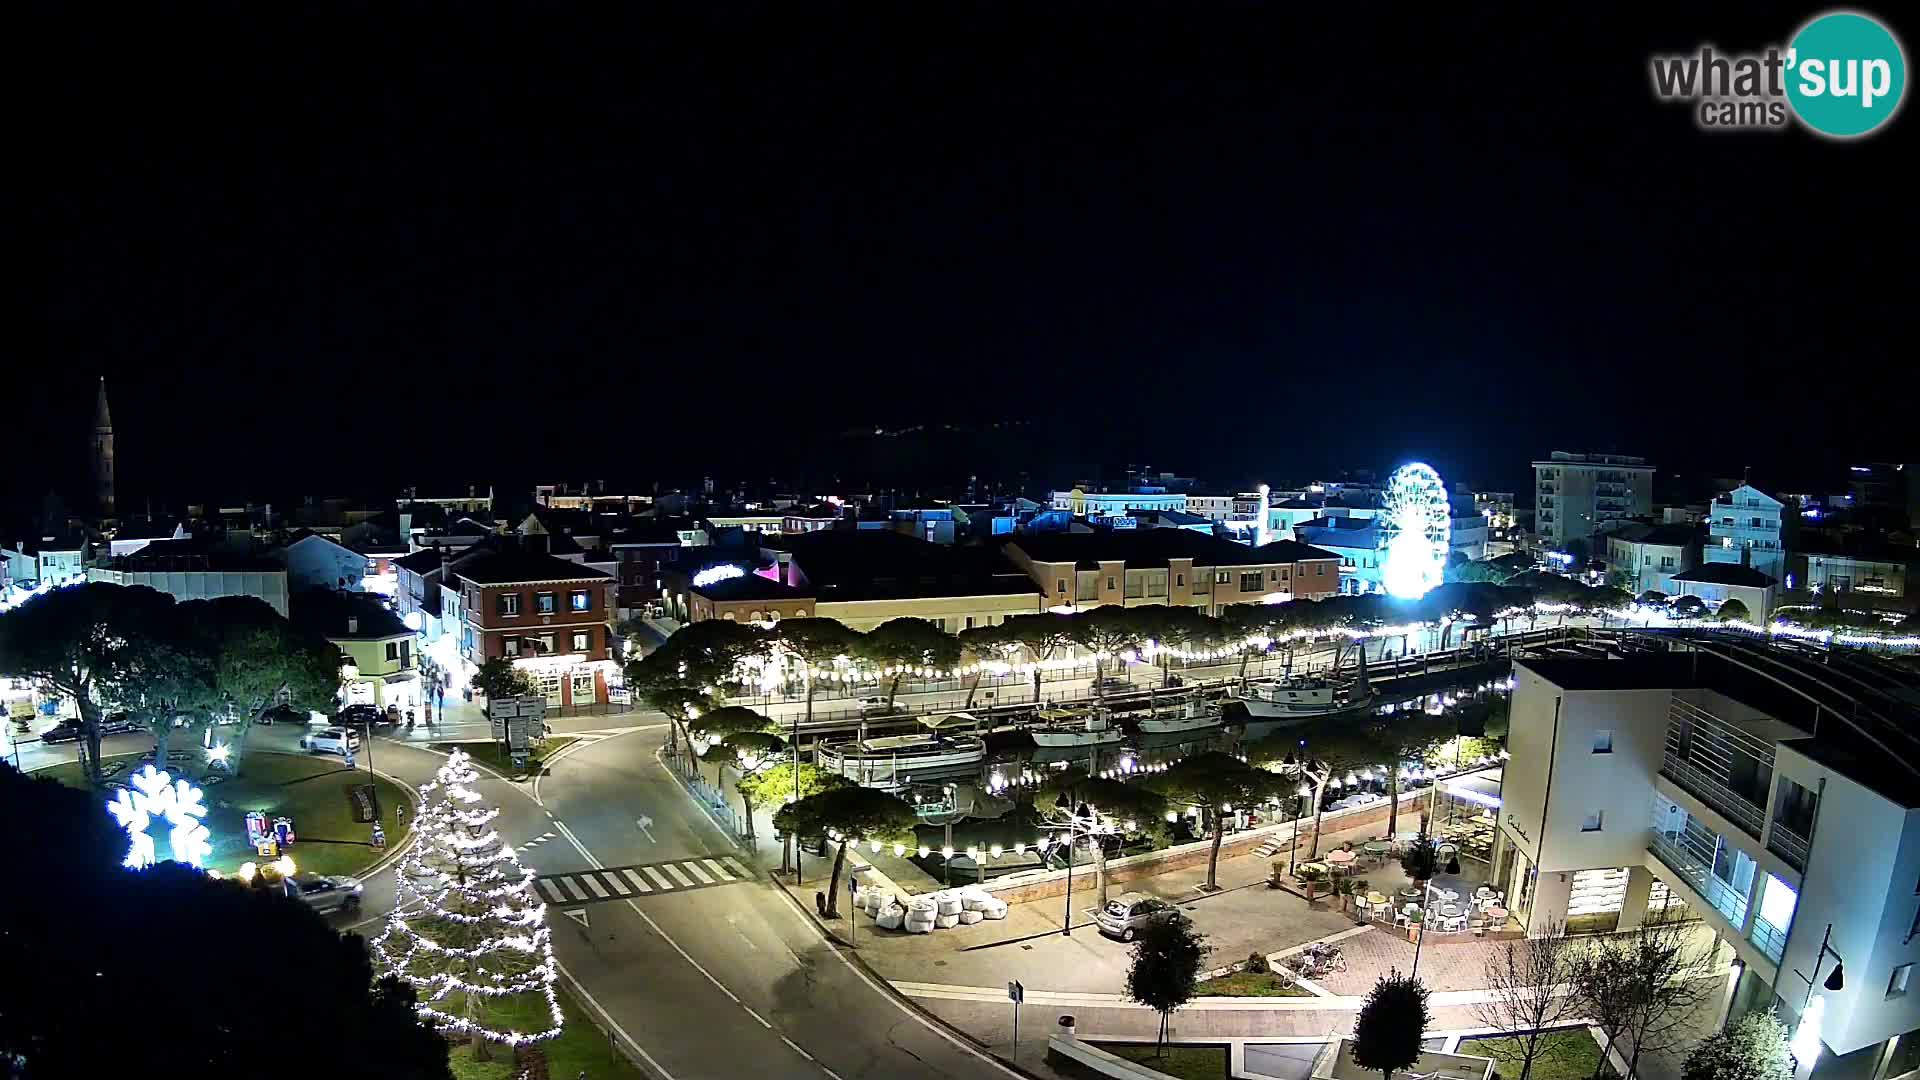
top-left (1008, 980), bottom-right (1024, 1063)
top-left (847, 874), bottom-right (858, 949)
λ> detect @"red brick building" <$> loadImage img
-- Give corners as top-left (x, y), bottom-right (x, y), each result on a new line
top-left (456, 546), bottom-right (616, 708)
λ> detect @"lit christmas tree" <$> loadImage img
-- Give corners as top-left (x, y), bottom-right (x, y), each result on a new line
top-left (373, 748), bottom-right (563, 1054)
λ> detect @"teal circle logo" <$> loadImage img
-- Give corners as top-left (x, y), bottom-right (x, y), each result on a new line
top-left (1786, 11), bottom-right (1906, 137)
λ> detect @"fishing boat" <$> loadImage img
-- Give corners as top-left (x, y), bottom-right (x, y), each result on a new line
top-left (816, 712), bottom-right (987, 788)
top-left (1027, 708), bottom-right (1123, 748)
top-left (1136, 698), bottom-right (1225, 736)
top-left (1230, 675), bottom-right (1374, 722)
top-left (816, 731), bottom-right (987, 787)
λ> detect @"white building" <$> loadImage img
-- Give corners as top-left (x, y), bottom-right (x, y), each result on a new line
top-left (1706, 485), bottom-right (1788, 583)
top-left (85, 544), bottom-right (291, 617)
top-left (1049, 488), bottom-right (1188, 516)
top-left (1604, 522), bottom-right (1700, 595)
top-left (1497, 647), bottom-right (1920, 1079)
top-left (1, 534), bottom-right (89, 588)
top-left (1532, 451), bottom-right (1655, 548)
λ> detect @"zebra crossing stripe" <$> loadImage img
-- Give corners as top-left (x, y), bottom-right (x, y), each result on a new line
top-left (702, 858), bottom-right (733, 880)
top-left (684, 861), bottom-right (715, 885)
top-left (642, 866), bottom-right (674, 890)
top-left (536, 879), bottom-right (567, 904)
top-left (582, 874), bottom-right (610, 899)
top-left (603, 871), bottom-right (632, 896)
top-left (560, 877), bottom-right (589, 901)
top-left (663, 863), bottom-right (696, 887)
top-left (723, 858), bottom-right (752, 879)
top-left (620, 868), bottom-right (652, 893)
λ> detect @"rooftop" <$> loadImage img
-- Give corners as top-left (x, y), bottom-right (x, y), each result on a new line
top-left (778, 530), bottom-right (1039, 601)
top-left (1007, 529), bottom-right (1302, 570)
top-left (455, 549), bottom-right (611, 586)
top-left (1606, 522), bottom-right (1700, 548)
top-left (290, 589), bottom-right (411, 640)
top-left (692, 570), bottom-right (812, 603)
top-left (1672, 563), bottom-right (1778, 588)
top-left (103, 540), bottom-right (282, 573)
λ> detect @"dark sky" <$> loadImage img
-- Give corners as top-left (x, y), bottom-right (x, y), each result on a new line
top-left (17, 4), bottom-right (1913, 510)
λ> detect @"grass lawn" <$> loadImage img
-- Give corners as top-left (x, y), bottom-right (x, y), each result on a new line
top-left (1459, 1029), bottom-right (1609, 1080)
top-left (435, 736), bottom-right (578, 778)
top-left (1195, 969), bottom-right (1315, 997)
top-left (446, 981), bottom-right (646, 1080)
top-left (41, 750), bottom-right (413, 878)
top-left (1099, 1042), bottom-right (1230, 1080)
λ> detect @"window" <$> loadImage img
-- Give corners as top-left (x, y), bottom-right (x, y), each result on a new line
top-left (537, 592), bottom-right (557, 614)
top-left (1107, 576), bottom-right (1116, 590)
top-left (570, 590), bottom-right (590, 612)
top-left (571, 669), bottom-right (596, 704)
top-left (401, 640), bottom-right (411, 668)
top-left (1214, 571), bottom-right (1230, 584)
top-left (1891, 965), bottom-right (1913, 999)
top-left (1174, 573), bottom-right (1184, 587)
top-left (1592, 730), bottom-right (1613, 754)
top-left (536, 633), bottom-right (555, 654)
top-left (498, 593), bottom-right (520, 617)
top-left (964, 616), bottom-right (974, 629)
top-left (385, 642), bottom-right (399, 661)
top-left (1316, 564), bottom-right (1325, 575)
top-left (1056, 578), bottom-right (1067, 594)
top-left (504, 638), bottom-right (520, 657)
top-left (1660, 556), bottom-right (1676, 569)
top-left (1581, 811), bottom-right (1604, 832)
top-left (1239, 571), bottom-right (1262, 592)
top-left (572, 630), bottom-right (590, 651)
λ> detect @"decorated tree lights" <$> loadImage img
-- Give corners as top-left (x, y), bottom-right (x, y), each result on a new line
top-left (106, 763), bottom-right (213, 869)
top-left (372, 748), bottom-right (562, 1054)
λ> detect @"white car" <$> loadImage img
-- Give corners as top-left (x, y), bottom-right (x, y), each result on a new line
top-left (300, 727), bottom-right (362, 756)
top-left (857, 696), bottom-right (895, 716)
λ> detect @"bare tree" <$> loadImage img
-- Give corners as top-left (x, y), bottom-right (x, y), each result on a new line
top-left (1573, 913), bottom-right (1716, 1080)
top-left (1471, 920), bottom-right (1584, 1080)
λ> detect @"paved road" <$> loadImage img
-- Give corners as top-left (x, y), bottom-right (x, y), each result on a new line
top-left (536, 724), bottom-right (1017, 1080)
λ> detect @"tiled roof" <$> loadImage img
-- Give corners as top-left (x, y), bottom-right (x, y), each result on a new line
top-left (290, 589), bottom-right (410, 640)
top-left (455, 550), bottom-right (611, 586)
top-left (1671, 563), bottom-right (1777, 588)
top-left (1009, 530), bottom-right (1298, 570)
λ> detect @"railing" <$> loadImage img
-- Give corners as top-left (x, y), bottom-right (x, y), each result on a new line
top-left (1767, 821), bottom-right (1811, 872)
top-left (1750, 916), bottom-right (1789, 965)
top-left (1661, 757), bottom-right (1768, 839)
top-left (1648, 831), bottom-right (1750, 927)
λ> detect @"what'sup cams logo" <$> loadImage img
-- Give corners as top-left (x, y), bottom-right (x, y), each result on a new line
top-left (1651, 10), bottom-right (1906, 137)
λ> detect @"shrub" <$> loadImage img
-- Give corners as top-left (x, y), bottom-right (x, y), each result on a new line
top-left (1244, 951), bottom-right (1271, 974)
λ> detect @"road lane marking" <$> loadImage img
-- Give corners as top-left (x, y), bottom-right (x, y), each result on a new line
top-left (683, 861), bottom-right (715, 885)
top-left (621, 868), bottom-right (653, 893)
top-left (552, 960), bottom-right (679, 1080)
top-left (537, 879), bottom-right (568, 903)
top-left (703, 858), bottom-right (734, 880)
top-left (560, 877), bottom-right (590, 901)
top-left (603, 871), bottom-right (632, 896)
top-left (582, 874), bottom-right (610, 899)
top-left (723, 857), bottom-right (752, 878)
top-left (663, 863), bottom-right (695, 887)
top-left (782, 1035), bottom-right (814, 1060)
top-left (643, 866), bottom-right (675, 890)
top-left (742, 1004), bottom-right (772, 1029)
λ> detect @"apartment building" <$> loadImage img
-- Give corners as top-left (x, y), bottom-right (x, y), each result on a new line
top-left (1497, 646), bottom-right (1920, 1078)
top-left (1604, 522), bottom-right (1700, 595)
top-left (455, 543), bottom-right (616, 708)
top-left (1002, 530), bottom-right (1341, 613)
top-left (766, 530), bottom-right (1042, 632)
top-left (85, 542), bottom-right (290, 617)
top-left (290, 589), bottom-right (420, 713)
top-left (1049, 489), bottom-right (1188, 517)
top-left (1706, 484), bottom-right (1789, 583)
top-left (1532, 451), bottom-right (1655, 548)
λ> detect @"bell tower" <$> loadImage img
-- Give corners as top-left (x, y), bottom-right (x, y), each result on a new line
top-left (92, 376), bottom-right (115, 518)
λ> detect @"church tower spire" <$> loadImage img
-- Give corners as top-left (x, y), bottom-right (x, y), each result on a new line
top-left (92, 376), bottom-right (115, 518)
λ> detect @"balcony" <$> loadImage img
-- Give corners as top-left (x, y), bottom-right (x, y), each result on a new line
top-left (1648, 819), bottom-right (1752, 928)
top-left (1767, 821), bottom-right (1811, 873)
top-left (1661, 697), bottom-right (1775, 841)
top-left (1749, 914), bottom-right (1789, 965)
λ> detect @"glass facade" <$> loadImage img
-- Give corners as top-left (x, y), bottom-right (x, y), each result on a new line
top-left (1750, 873), bottom-right (1797, 964)
top-left (1650, 793), bottom-right (1754, 928)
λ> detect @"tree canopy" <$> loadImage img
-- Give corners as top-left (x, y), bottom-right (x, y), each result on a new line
top-left (1125, 915), bottom-right (1212, 1052)
top-left (470, 656), bottom-right (534, 699)
top-left (1350, 970), bottom-right (1432, 1080)
top-left (774, 785), bottom-right (919, 913)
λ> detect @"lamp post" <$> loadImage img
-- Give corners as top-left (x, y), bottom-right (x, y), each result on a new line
top-left (1278, 748), bottom-right (1331, 869)
top-left (1789, 923), bottom-right (1846, 1075)
top-left (1047, 798), bottom-right (1118, 937)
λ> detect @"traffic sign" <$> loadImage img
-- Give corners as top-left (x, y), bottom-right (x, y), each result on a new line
top-left (1007, 980), bottom-right (1024, 1004)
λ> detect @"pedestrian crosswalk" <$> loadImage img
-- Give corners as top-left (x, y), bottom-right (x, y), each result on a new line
top-left (534, 855), bottom-right (754, 906)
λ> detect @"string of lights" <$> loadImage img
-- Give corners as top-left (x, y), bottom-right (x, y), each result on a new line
top-left (371, 748), bottom-right (564, 1048)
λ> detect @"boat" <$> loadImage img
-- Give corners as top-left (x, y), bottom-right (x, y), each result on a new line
top-left (816, 731), bottom-right (987, 788)
top-left (1230, 675), bottom-right (1375, 722)
top-left (1135, 698), bottom-right (1226, 736)
top-left (1027, 708), bottom-right (1123, 748)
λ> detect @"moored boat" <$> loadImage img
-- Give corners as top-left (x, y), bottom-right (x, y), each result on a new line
top-left (1027, 708), bottom-right (1122, 748)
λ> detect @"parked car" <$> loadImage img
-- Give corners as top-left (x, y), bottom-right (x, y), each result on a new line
top-left (1095, 892), bottom-right (1179, 942)
top-left (259, 704), bottom-right (306, 726)
top-left (39, 712), bottom-right (139, 744)
top-left (288, 873), bottom-right (364, 915)
top-left (335, 704), bottom-right (382, 728)
top-left (300, 727), bottom-right (362, 756)
top-left (1094, 677), bottom-right (1134, 695)
top-left (857, 696), bottom-right (895, 716)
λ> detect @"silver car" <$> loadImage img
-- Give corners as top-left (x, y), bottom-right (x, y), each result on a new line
top-left (300, 727), bottom-right (362, 756)
top-left (1095, 892), bottom-right (1177, 942)
top-left (289, 873), bottom-right (364, 915)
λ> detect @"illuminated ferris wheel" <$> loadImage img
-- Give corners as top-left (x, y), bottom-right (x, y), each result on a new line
top-left (1381, 462), bottom-right (1451, 599)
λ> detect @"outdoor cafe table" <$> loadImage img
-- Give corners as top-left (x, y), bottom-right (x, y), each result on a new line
top-left (1363, 840), bottom-right (1392, 857)
top-left (1299, 862), bottom-right (1330, 877)
top-left (1327, 849), bottom-right (1358, 870)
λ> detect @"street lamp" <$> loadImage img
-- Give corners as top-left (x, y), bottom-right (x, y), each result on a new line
top-left (1044, 796), bottom-right (1121, 937)
top-left (1277, 747), bottom-right (1332, 866)
top-left (1788, 922), bottom-right (1846, 1069)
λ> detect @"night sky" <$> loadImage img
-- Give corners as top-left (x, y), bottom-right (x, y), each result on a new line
top-left (16, 4), bottom-right (1912, 510)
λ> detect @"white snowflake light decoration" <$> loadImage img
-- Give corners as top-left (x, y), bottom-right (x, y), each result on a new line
top-left (372, 748), bottom-right (563, 1047)
top-left (105, 764), bottom-right (213, 870)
